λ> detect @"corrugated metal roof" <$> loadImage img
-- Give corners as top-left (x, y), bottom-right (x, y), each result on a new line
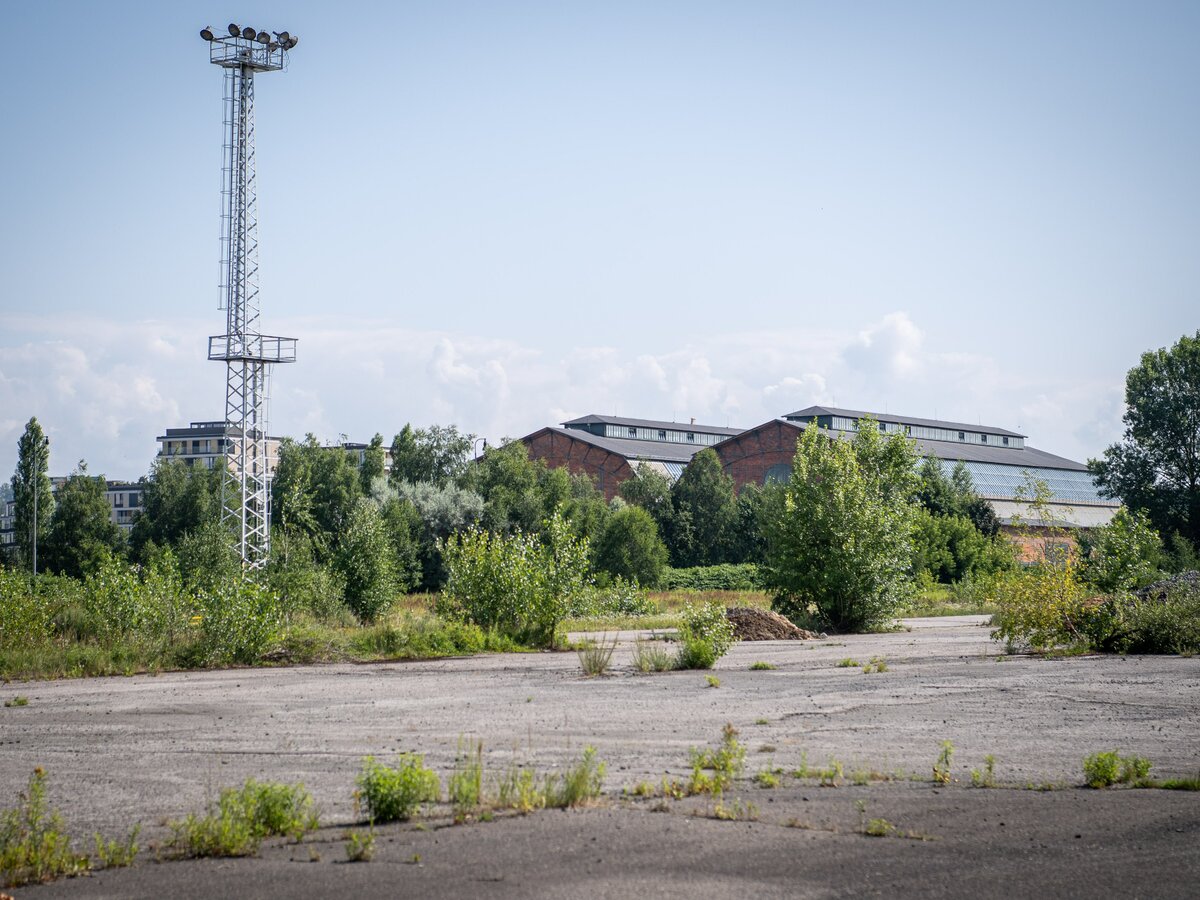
top-left (561, 414), bottom-right (743, 437)
top-left (544, 426), bottom-right (711, 463)
top-left (784, 406), bottom-right (1026, 439)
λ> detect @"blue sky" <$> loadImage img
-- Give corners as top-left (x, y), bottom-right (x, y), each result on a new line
top-left (2, 1), bottom-right (1197, 478)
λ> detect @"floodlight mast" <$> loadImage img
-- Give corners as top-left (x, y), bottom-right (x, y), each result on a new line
top-left (201, 24), bottom-right (299, 571)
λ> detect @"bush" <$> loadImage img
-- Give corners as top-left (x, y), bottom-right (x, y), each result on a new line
top-left (662, 563), bottom-right (762, 592)
top-left (594, 506), bottom-right (668, 587)
top-left (335, 500), bottom-right (398, 623)
top-left (167, 779), bottom-right (317, 857)
top-left (0, 569), bottom-right (54, 648)
top-left (544, 747), bottom-right (606, 808)
top-left (676, 599), bottom-right (736, 669)
top-left (438, 511), bottom-right (590, 645)
top-left (763, 421), bottom-right (920, 632)
top-left (1080, 507), bottom-right (1164, 592)
top-left (988, 564), bottom-right (1091, 653)
top-left (356, 755), bottom-right (441, 822)
top-left (197, 579), bottom-right (283, 665)
top-left (568, 577), bottom-right (656, 619)
top-left (1083, 751), bottom-right (1152, 788)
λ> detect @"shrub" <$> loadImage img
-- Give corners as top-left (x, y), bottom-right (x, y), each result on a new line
top-left (763, 421), bottom-right (920, 632)
top-left (196, 578), bottom-right (282, 665)
top-left (438, 511), bottom-right (589, 645)
top-left (594, 505), bottom-right (668, 588)
top-left (632, 638), bottom-right (675, 673)
top-left (335, 499), bottom-right (398, 623)
top-left (1, 768), bottom-right (89, 888)
top-left (1080, 508), bottom-right (1164, 592)
top-left (166, 779), bottom-right (317, 857)
top-left (1083, 751), bottom-right (1152, 788)
top-left (675, 599), bottom-right (736, 669)
top-left (568, 578), bottom-right (656, 619)
top-left (688, 724), bottom-right (746, 794)
top-left (577, 634), bottom-right (618, 676)
top-left (662, 563), bottom-right (762, 591)
top-left (989, 563), bottom-right (1091, 653)
top-left (356, 755), bottom-right (441, 822)
top-left (0, 568), bottom-right (54, 648)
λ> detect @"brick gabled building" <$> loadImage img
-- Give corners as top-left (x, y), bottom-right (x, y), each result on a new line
top-left (521, 414), bottom-right (743, 499)
top-left (713, 406), bottom-right (1119, 534)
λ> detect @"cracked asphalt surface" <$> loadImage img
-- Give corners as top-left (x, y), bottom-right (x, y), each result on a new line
top-left (3, 616), bottom-right (1198, 898)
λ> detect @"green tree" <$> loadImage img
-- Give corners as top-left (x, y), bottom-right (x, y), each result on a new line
top-left (388, 424), bottom-right (474, 488)
top-left (41, 462), bottom-right (124, 578)
top-left (465, 440), bottom-right (568, 535)
top-left (334, 499), bottom-right (398, 622)
top-left (360, 433), bottom-right (387, 493)
top-left (911, 508), bottom-right (1012, 583)
top-left (1079, 507), bottom-right (1164, 592)
top-left (594, 504), bottom-right (669, 587)
top-left (272, 436), bottom-right (363, 559)
top-left (762, 420), bottom-right (920, 632)
top-left (669, 448), bottom-right (737, 567)
top-left (129, 458), bottom-right (223, 559)
top-left (1089, 331), bottom-right (1200, 552)
top-left (9, 417), bottom-right (54, 571)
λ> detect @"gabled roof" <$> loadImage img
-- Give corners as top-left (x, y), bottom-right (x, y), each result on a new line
top-left (785, 406), bottom-right (1026, 439)
top-left (533, 426), bottom-right (711, 464)
top-left (716, 418), bottom-right (1086, 471)
top-left (562, 414), bottom-right (742, 437)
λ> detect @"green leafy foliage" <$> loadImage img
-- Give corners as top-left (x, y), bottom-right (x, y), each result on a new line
top-left (1089, 331), bottom-right (1200, 554)
top-left (167, 779), bottom-right (318, 857)
top-left (544, 747), bottom-right (606, 808)
top-left (1083, 751), bottom-right (1152, 788)
top-left (335, 499), bottom-right (398, 622)
top-left (129, 458), bottom-right (222, 561)
top-left (355, 755), bottom-right (441, 822)
top-left (41, 464), bottom-right (124, 579)
top-left (196, 578), bottom-right (283, 665)
top-left (389, 424), bottom-right (474, 488)
top-left (676, 599), bottom-right (736, 669)
top-left (668, 449), bottom-right (738, 568)
top-left (1079, 507), bottom-right (1164, 592)
top-left (1, 768), bottom-right (89, 888)
top-left (438, 511), bottom-right (590, 645)
top-left (593, 504), bottom-right (668, 587)
top-left (687, 724), bottom-right (746, 794)
top-left (662, 563), bottom-right (762, 591)
top-left (9, 417), bottom-right (54, 571)
top-left (763, 420), bottom-right (920, 632)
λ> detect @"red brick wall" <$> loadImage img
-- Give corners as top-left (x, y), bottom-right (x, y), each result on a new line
top-left (522, 430), bottom-right (635, 500)
top-left (714, 420), bottom-right (803, 492)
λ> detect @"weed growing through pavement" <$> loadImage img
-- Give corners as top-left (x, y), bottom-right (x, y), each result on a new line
top-left (712, 797), bottom-right (758, 821)
top-left (0, 768), bottom-right (89, 888)
top-left (577, 634), bottom-right (618, 677)
top-left (495, 763), bottom-right (547, 813)
top-left (758, 744), bottom-right (776, 753)
top-left (933, 741), bottom-right (955, 784)
top-left (687, 724), bottom-right (746, 795)
top-left (3, 697), bottom-right (28, 708)
top-left (754, 718), bottom-right (769, 725)
top-left (92, 825), bottom-right (139, 869)
top-left (971, 755), bottom-right (997, 787)
top-left (748, 661), bottom-right (777, 671)
top-left (861, 656), bottom-right (888, 674)
top-left (755, 769), bottom-right (781, 788)
top-left (344, 827), bottom-right (375, 862)
top-left (166, 778), bottom-right (318, 858)
top-left (632, 638), bottom-right (675, 673)
top-left (356, 755), bottom-right (440, 823)
top-left (449, 739), bottom-right (485, 822)
top-left (705, 675), bottom-right (721, 688)
top-left (544, 747), bottom-right (606, 808)
top-left (836, 658), bottom-right (860, 668)
top-left (1082, 751), bottom-right (1152, 788)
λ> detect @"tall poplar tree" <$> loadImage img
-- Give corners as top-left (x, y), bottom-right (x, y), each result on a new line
top-left (10, 417), bottom-right (54, 571)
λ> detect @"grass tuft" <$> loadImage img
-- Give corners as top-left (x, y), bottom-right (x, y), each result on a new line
top-left (166, 779), bottom-right (318, 858)
top-left (355, 755), bottom-right (440, 823)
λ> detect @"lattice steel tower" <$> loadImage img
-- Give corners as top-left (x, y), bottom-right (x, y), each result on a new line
top-left (201, 23), bottom-right (299, 571)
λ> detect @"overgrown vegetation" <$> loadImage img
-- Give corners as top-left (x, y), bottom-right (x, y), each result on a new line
top-left (166, 779), bottom-right (318, 857)
top-left (0, 768), bottom-right (89, 888)
top-left (675, 599), bottom-right (737, 669)
top-left (355, 755), bottom-right (441, 823)
top-left (1082, 751), bottom-right (1152, 788)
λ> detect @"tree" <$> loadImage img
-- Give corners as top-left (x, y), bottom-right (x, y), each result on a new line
top-left (762, 420), bottom-right (920, 632)
top-left (669, 448), bottom-right (737, 567)
top-left (465, 440), bottom-right (567, 535)
top-left (360, 433), bottom-right (387, 493)
top-left (271, 436), bottom-right (363, 559)
top-left (1090, 331), bottom-right (1200, 552)
top-left (594, 504), bottom-right (668, 587)
top-left (129, 458), bottom-right (223, 559)
top-left (334, 499), bottom-right (397, 622)
top-left (1079, 507), bottom-right (1164, 592)
top-left (10, 417), bottom-right (54, 571)
top-left (41, 462), bottom-right (124, 578)
top-left (388, 424), bottom-right (474, 488)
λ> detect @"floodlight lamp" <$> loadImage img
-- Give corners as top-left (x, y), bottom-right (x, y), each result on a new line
top-left (275, 31), bottom-right (290, 43)
top-left (228, 23), bottom-right (239, 37)
top-left (256, 31), bottom-right (270, 44)
top-left (286, 35), bottom-right (299, 49)
top-left (268, 41), bottom-right (279, 52)
top-left (242, 26), bottom-right (255, 39)
top-left (200, 27), bottom-right (214, 41)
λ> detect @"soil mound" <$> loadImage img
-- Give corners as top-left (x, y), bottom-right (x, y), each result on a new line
top-left (726, 607), bottom-right (818, 641)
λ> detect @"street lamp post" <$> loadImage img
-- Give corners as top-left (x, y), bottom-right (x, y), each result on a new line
top-left (472, 437), bottom-right (488, 460)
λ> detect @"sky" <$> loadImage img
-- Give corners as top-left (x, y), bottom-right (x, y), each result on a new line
top-left (1, 1), bottom-right (1197, 480)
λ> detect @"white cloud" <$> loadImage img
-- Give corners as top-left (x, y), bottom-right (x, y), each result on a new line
top-left (0, 310), bottom-right (1125, 479)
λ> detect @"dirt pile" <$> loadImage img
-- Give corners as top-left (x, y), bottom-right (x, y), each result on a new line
top-left (726, 607), bottom-right (818, 641)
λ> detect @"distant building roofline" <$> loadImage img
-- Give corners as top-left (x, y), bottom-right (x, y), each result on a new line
top-left (784, 405), bottom-right (1026, 439)
top-left (561, 413), bottom-right (743, 436)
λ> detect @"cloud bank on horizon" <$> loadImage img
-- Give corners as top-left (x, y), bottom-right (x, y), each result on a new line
top-left (0, 309), bottom-right (1125, 481)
